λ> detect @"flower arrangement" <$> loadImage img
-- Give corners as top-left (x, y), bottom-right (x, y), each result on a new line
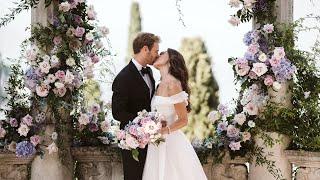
top-left (0, 0), bottom-right (113, 158)
top-left (73, 102), bottom-right (119, 147)
top-left (117, 110), bottom-right (165, 161)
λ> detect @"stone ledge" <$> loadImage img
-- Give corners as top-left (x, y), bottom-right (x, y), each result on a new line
top-left (0, 150), bottom-right (35, 165)
top-left (71, 145), bottom-right (122, 162)
top-left (285, 150), bottom-right (320, 167)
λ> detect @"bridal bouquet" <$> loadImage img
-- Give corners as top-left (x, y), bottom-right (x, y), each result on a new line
top-left (117, 110), bottom-right (165, 161)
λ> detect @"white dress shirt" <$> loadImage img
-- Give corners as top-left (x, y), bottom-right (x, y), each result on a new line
top-left (132, 59), bottom-right (153, 97)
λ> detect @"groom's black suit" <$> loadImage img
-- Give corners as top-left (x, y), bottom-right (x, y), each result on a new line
top-left (112, 61), bottom-right (155, 180)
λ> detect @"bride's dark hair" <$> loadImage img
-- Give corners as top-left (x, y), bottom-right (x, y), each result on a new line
top-left (167, 48), bottom-right (191, 112)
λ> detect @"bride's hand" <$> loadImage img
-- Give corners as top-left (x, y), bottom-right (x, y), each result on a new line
top-left (159, 127), bottom-right (169, 135)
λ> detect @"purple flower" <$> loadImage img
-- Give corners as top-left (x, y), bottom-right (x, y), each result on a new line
top-left (88, 123), bottom-right (99, 132)
top-left (244, 52), bottom-right (256, 62)
top-left (243, 31), bottom-right (253, 46)
top-left (16, 141), bottom-right (36, 157)
top-left (217, 104), bottom-right (228, 116)
top-left (74, 26), bottom-right (85, 37)
top-left (10, 118), bottom-right (18, 127)
top-left (253, 0), bottom-right (268, 13)
top-left (217, 121), bottom-right (228, 133)
top-left (272, 59), bottom-right (296, 82)
top-left (73, 14), bottom-right (83, 24)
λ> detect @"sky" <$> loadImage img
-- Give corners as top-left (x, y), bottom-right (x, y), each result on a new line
top-left (0, 0), bottom-right (319, 104)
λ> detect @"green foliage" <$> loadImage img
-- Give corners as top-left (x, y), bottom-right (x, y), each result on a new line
top-left (179, 38), bottom-right (219, 140)
top-left (125, 2), bottom-right (142, 63)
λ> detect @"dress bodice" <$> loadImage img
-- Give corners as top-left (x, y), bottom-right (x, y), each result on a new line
top-left (151, 91), bottom-right (189, 125)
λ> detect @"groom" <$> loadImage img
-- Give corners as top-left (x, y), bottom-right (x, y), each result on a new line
top-left (112, 32), bottom-right (160, 180)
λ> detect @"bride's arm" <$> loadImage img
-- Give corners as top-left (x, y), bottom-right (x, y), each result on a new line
top-left (159, 82), bottom-right (188, 135)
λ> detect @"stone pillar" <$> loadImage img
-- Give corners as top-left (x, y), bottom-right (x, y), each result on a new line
top-left (249, 1), bottom-right (294, 180)
top-left (30, 1), bottom-right (74, 180)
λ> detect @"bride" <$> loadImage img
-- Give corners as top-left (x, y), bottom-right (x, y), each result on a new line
top-left (143, 48), bottom-right (208, 180)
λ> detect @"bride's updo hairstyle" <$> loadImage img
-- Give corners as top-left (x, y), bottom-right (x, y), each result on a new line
top-left (167, 48), bottom-right (191, 112)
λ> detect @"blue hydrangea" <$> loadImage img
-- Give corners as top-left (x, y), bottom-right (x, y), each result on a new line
top-left (16, 141), bottom-right (36, 157)
top-left (272, 59), bottom-right (296, 82)
top-left (243, 31), bottom-right (253, 46)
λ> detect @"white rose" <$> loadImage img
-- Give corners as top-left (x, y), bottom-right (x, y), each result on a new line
top-left (228, 0), bottom-right (241, 8)
top-left (50, 55), bottom-right (60, 67)
top-left (64, 70), bottom-right (74, 84)
top-left (228, 16), bottom-right (240, 26)
top-left (66, 57), bottom-right (76, 67)
top-left (248, 120), bottom-right (255, 128)
top-left (39, 61), bottom-right (51, 74)
top-left (51, 132), bottom-right (58, 140)
top-left (47, 74), bottom-right (57, 83)
top-left (258, 53), bottom-right (268, 62)
top-left (252, 63), bottom-right (268, 77)
top-left (244, 102), bottom-right (258, 116)
top-left (42, 55), bottom-right (51, 61)
top-left (0, 127), bottom-right (6, 138)
top-left (18, 124), bottom-right (30, 137)
top-left (208, 111), bottom-right (221, 123)
top-left (100, 120), bottom-right (111, 133)
top-left (78, 113), bottom-right (90, 125)
top-left (272, 81), bottom-right (282, 91)
top-left (59, 2), bottom-right (71, 12)
top-left (234, 113), bottom-right (246, 125)
top-left (47, 142), bottom-right (58, 154)
top-left (54, 82), bottom-right (65, 89)
top-left (86, 33), bottom-right (94, 41)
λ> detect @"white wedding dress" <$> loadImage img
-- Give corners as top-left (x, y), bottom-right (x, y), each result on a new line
top-left (142, 91), bottom-right (208, 180)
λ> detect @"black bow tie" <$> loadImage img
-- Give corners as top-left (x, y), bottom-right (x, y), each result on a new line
top-left (140, 67), bottom-right (150, 75)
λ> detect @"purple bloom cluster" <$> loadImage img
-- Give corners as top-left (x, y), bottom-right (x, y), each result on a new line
top-left (16, 141), bottom-right (36, 157)
top-left (253, 0), bottom-right (268, 13)
top-left (243, 31), bottom-right (254, 46)
top-left (272, 59), bottom-right (296, 82)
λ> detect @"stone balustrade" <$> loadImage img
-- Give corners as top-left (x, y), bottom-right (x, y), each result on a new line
top-left (0, 150), bottom-right (34, 180)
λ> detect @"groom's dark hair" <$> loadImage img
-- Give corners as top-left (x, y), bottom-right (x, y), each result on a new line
top-left (133, 32), bottom-right (160, 54)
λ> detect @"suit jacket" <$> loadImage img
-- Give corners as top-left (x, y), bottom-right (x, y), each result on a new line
top-left (112, 60), bottom-right (155, 129)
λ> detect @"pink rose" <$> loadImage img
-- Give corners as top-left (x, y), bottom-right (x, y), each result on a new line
top-left (229, 141), bottom-right (241, 151)
top-left (55, 70), bottom-right (65, 81)
top-left (30, 135), bottom-right (41, 146)
top-left (263, 24), bottom-right (274, 33)
top-left (36, 84), bottom-right (50, 97)
top-left (269, 56), bottom-right (281, 67)
top-left (264, 75), bottom-right (274, 86)
top-left (0, 127), bottom-right (6, 138)
top-left (53, 36), bottom-right (62, 46)
top-left (22, 114), bottom-right (33, 126)
top-left (244, 102), bottom-right (258, 116)
top-left (10, 118), bottom-right (18, 127)
top-left (242, 132), bottom-right (251, 142)
top-left (248, 71), bottom-right (258, 79)
top-left (116, 130), bottom-right (126, 140)
top-left (74, 26), bottom-right (85, 37)
top-left (247, 44), bottom-right (259, 55)
top-left (235, 64), bottom-right (250, 76)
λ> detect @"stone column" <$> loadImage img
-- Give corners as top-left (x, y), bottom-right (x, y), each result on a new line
top-left (249, 1), bottom-right (294, 180)
top-left (30, 1), bottom-right (74, 180)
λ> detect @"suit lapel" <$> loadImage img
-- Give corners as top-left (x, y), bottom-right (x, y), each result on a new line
top-left (128, 61), bottom-right (150, 97)
top-left (148, 68), bottom-right (156, 97)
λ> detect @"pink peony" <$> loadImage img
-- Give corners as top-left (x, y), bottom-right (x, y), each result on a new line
top-left (269, 56), bottom-right (281, 67)
top-left (78, 113), bottom-right (90, 125)
top-left (116, 130), bottom-right (126, 140)
top-left (242, 132), bottom-right (251, 142)
top-left (235, 64), bottom-right (250, 76)
top-left (100, 120), bottom-right (110, 133)
top-left (59, 2), bottom-right (71, 12)
top-left (234, 113), bottom-right (246, 125)
top-left (248, 71), bottom-right (258, 79)
top-left (273, 47), bottom-right (286, 60)
top-left (247, 44), bottom-right (260, 55)
top-left (125, 134), bottom-right (139, 149)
